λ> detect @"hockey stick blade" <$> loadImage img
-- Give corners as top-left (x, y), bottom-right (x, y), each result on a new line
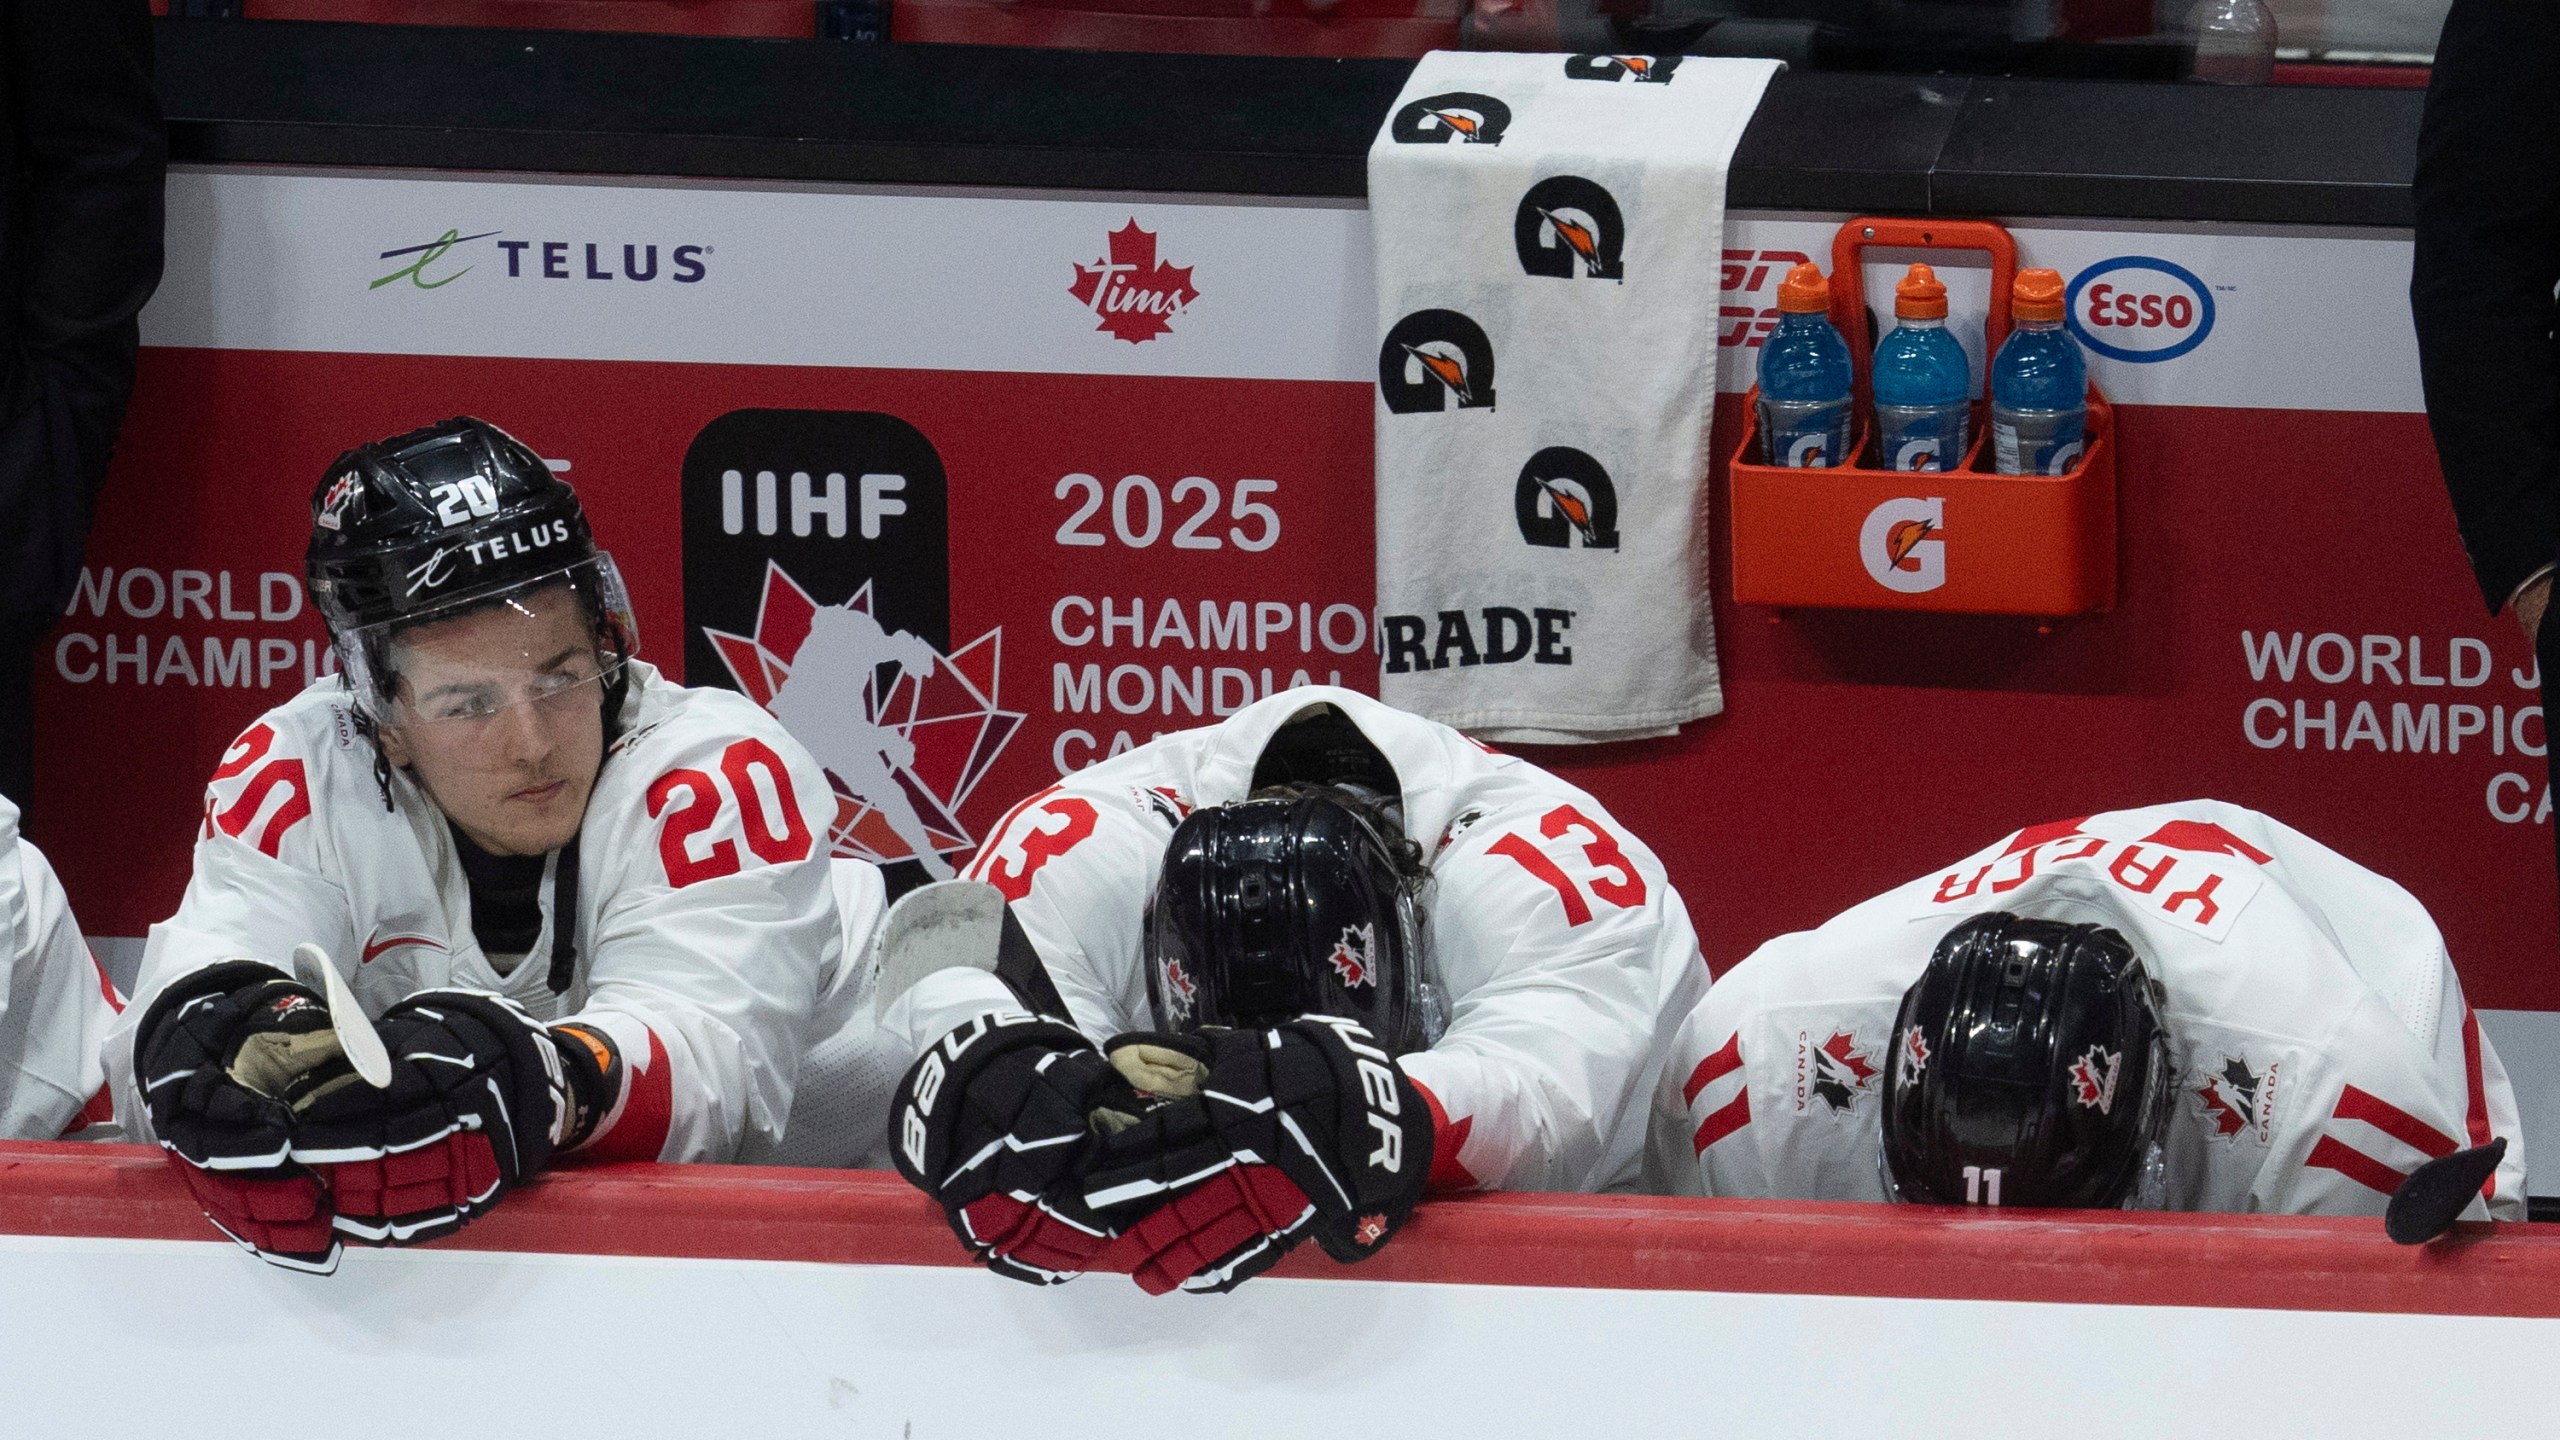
top-left (873, 879), bottom-right (1007, 1018)
top-left (292, 942), bottom-right (392, 1089)
top-left (2384, 1136), bottom-right (2505, 1245)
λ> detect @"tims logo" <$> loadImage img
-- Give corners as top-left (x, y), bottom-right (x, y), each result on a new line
top-left (1388, 91), bottom-right (1513, 146)
top-left (1563, 54), bottom-right (1683, 84)
top-left (1514, 177), bottom-right (1625, 281)
top-left (1378, 309), bottom-right (1497, 414)
top-left (1068, 220), bottom-right (1199, 345)
top-left (1515, 447), bottom-right (1618, 550)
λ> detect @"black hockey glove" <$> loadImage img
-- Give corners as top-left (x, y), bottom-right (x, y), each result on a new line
top-left (136, 961), bottom-right (346, 1272)
top-left (889, 1012), bottom-right (1147, 1284)
top-left (1083, 1016), bottom-right (1433, 1295)
top-left (287, 989), bottom-right (579, 1248)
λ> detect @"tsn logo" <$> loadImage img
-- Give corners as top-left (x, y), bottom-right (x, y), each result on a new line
top-left (1717, 248), bottom-right (1812, 349)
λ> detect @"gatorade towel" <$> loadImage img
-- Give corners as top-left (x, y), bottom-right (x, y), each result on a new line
top-left (1368, 52), bottom-right (1778, 743)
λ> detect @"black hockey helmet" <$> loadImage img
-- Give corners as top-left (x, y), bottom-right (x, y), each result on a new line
top-left (1143, 790), bottom-right (1445, 1055)
top-left (1881, 912), bottom-right (2172, 1209)
top-left (304, 417), bottom-right (637, 715)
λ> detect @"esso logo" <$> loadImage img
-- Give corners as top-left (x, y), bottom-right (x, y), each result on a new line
top-left (2065, 256), bottom-right (2214, 363)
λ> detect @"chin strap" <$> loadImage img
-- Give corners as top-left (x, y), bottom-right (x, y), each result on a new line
top-left (547, 832), bottom-right (581, 995)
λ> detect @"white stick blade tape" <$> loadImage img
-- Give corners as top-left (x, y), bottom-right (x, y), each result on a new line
top-left (293, 942), bottom-right (393, 1089)
top-left (874, 879), bottom-right (1007, 1016)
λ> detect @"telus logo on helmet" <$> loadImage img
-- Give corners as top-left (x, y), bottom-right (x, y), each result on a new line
top-left (2065, 257), bottom-right (2215, 363)
top-left (1388, 91), bottom-right (1512, 146)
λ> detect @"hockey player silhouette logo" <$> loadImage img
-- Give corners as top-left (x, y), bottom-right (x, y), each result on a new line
top-left (1804, 1030), bottom-right (1877, 1113)
top-left (682, 409), bottom-right (1023, 888)
top-left (1514, 176), bottom-right (1625, 280)
top-left (1563, 54), bottom-right (1683, 84)
top-left (1388, 91), bottom-right (1514, 146)
top-left (1378, 309), bottom-right (1498, 414)
top-left (1514, 447), bottom-right (1620, 549)
top-left (699, 564), bottom-right (1021, 880)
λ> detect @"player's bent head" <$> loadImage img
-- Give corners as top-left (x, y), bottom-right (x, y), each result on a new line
top-left (1142, 787), bottom-right (1445, 1054)
top-left (303, 416), bottom-right (639, 852)
top-left (1881, 911), bottom-right (2172, 1210)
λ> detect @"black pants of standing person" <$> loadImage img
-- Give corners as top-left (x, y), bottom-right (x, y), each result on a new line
top-left (0, 5), bottom-right (165, 814)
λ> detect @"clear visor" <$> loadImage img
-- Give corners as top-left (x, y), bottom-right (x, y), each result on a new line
top-left (1399, 891), bottom-right (1450, 1052)
top-left (337, 555), bottom-right (638, 728)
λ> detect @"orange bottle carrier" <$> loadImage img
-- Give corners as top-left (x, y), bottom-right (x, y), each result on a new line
top-left (1726, 216), bottom-right (2117, 617)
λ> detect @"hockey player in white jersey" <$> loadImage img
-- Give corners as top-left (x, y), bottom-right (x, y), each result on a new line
top-left (1656, 801), bottom-right (2525, 1223)
top-left (111, 418), bottom-right (862, 1273)
top-left (0, 794), bottom-right (121, 1140)
top-left (884, 688), bottom-right (1707, 1293)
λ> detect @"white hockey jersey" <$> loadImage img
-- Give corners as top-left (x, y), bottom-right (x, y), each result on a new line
top-left (107, 662), bottom-right (856, 1165)
top-left (1654, 801), bottom-right (2527, 1220)
top-left (953, 686), bottom-right (1708, 1194)
top-left (0, 795), bottom-right (120, 1140)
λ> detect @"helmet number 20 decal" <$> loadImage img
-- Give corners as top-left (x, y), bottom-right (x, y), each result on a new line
top-left (1485, 804), bottom-right (1647, 928)
top-left (430, 477), bottom-right (502, 529)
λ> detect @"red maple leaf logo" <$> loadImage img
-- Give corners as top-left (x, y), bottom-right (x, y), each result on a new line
top-left (1353, 1213), bottom-right (1389, 1247)
top-left (1067, 220), bottom-right (1200, 344)
top-left (2068, 1045), bottom-right (2121, 1114)
top-left (2197, 1083), bottom-right (2245, 1137)
top-left (1328, 925), bottom-right (1376, 989)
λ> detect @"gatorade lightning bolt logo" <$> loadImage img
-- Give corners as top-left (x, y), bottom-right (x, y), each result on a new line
top-left (1514, 447), bottom-right (1619, 550)
top-left (1388, 91), bottom-right (1514, 146)
top-left (1858, 497), bottom-right (1947, 594)
top-left (1514, 177), bottom-right (1625, 281)
top-left (1378, 309), bottom-right (1497, 413)
top-left (1563, 54), bottom-right (1684, 83)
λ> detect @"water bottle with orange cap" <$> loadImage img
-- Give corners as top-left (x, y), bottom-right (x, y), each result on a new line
top-left (1754, 262), bottom-right (1854, 469)
top-left (1871, 262), bottom-right (1972, 472)
top-left (1990, 267), bottom-right (2089, 476)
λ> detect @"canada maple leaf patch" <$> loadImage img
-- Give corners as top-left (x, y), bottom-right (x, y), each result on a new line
top-left (1068, 220), bottom-right (1200, 344)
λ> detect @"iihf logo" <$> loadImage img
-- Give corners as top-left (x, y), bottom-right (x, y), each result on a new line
top-left (1378, 309), bottom-right (1497, 414)
top-left (1514, 176), bottom-right (1625, 281)
top-left (1514, 447), bottom-right (1619, 550)
top-left (1388, 91), bottom-right (1513, 146)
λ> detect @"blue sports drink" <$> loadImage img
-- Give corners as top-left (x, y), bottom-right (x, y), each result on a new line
top-left (1991, 267), bottom-right (2090, 475)
top-left (1754, 262), bottom-right (1854, 468)
top-left (1871, 263), bottom-right (1972, 472)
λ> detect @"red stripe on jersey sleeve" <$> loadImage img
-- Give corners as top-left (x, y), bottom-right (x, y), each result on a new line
top-left (583, 1027), bottom-right (674, 1164)
top-left (1409, 1077), bottom-right (1481, 1193)
top-left (1691, 1088), bottom-right (1750, 1155)
top-left (1682, 1033), bottom-right (1744, 1106)
top-left (2304, 1134), bottom-right (2408, 1197)
top-left (2461, 1006), bottom-right (2496, 1200)
top-left (2332, 1084), bottom-right (2458, 1159)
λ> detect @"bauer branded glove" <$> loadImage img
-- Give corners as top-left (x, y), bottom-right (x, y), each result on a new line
top-left (136, 961), bottom-right (346, 1271)
top-left (888, 1012), bottom-right (1147, 1284)
top-left (286, 989), bottom-right (585, 1248)
top-left (1084, 1016), bottom-right (1434, 1295)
